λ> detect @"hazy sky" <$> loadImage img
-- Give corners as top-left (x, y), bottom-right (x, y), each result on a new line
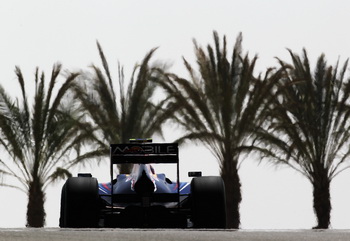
top-left (1, 0), bottom-right (350, 228)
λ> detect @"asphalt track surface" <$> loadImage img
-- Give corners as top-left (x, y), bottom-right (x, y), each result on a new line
top-left (1, 229), bottom-right (350, 241)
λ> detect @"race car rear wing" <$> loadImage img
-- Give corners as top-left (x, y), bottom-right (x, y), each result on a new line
top-left (109, 142), bottom-right (181, 208)
top-left (110, 143), bottom-right (178, 164)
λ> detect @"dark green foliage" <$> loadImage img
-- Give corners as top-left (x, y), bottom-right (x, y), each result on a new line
top-left (0, 64), bottom-right (91, 227)
top-left (74, 42), bottom-right (171, 173)
top-left (1, 33), bottom-right (349, 230)
top-left (257, 49), bottom-right (350, 228)
top-left (157, 31), bottom-right (276, 228)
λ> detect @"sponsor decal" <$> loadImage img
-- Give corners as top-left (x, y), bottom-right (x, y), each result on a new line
top-left (112, 144), bottom-right (177, 155)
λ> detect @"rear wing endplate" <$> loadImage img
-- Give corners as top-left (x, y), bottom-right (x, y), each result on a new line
top-left (110, 143), bottom-right (178, 164)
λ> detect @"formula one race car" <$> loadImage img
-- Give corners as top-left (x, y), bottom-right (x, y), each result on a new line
top-left (59, 140), bottom-right (226, 228)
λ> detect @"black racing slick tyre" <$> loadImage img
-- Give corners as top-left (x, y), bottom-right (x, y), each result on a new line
top-left (59, 177), bottom-right (99, 228)
top-left (191, 176), bottom-right (227, 228)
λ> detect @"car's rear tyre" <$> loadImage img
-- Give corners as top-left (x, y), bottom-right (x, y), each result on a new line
top-left (59, 183), bottom-right (67, 227)
top-left (191, 176), bottom-right (226, 228)
top-left (59, 177), bottom-right (99, 228)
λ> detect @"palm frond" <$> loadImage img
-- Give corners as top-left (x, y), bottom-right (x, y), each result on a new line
top-left (256, 49), bottom-right (350, 185)
top-left (73, 44), bottom-right (171, 173)
top-left (160, 31), bottom-right (267, 170)
top-left (47, 167), bottom-right (72, 185)
top-left (0, 65), bottom-right (87, 194)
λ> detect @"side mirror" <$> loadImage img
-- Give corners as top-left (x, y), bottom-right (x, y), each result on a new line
top-left (188, 171), bottom-right (202, 177)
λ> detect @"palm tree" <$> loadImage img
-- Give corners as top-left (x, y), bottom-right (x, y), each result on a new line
top-left (74, 42), bottom-right (172, 174)
top-left (256, 49), bottom-right (350, 229)
top-left (0, 64), bottom-right (93, 227)
top-left (156, 31), bottom-right (276, 228)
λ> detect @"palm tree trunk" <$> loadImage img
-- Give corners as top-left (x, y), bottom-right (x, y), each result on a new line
top-left (27, 179), bottom-right (46, 227)
top-left (221, 161), bottom-right (241, 229)
top-left (312, 174), bottom-right (331, 229)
